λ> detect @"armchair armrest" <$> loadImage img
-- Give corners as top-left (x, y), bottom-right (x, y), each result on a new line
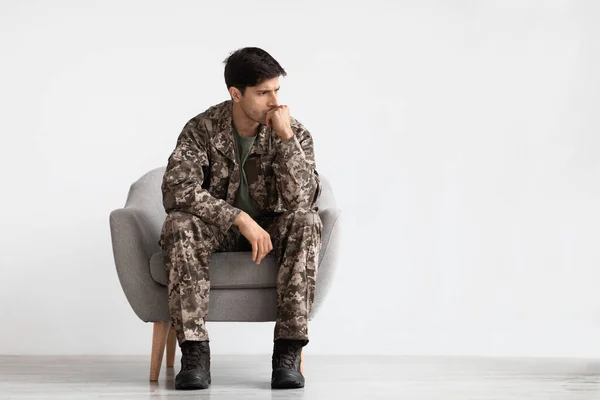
top-left (311, 207), bottom-right (342, 319)
top-left (109, 207), bottom-right (170, 322)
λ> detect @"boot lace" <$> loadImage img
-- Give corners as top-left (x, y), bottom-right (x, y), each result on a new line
top-left (182, 341), bottom-right (209, 371)
top-left (275, 341), bottom-right (302, 369)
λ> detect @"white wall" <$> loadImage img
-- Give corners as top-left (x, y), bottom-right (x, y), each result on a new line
top-left (1, 0), bottom-right (599, 358)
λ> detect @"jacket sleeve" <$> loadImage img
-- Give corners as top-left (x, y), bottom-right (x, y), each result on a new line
top-left (272, 119), bottom-right (322, 211)
top-left (161, 120), bottom-right (241, 233)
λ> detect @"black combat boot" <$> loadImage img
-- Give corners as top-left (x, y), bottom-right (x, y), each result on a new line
top-left (271, 339), bottom-right (306, 389)
top-left (175, 340), bottom-right (211, 390)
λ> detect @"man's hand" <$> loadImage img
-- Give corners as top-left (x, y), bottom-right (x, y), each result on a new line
top-left (265, 105), bottom-right (294, 141)
top-left (234, 212), bottom-right (273, 264)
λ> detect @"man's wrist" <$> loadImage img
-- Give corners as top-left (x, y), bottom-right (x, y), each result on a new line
top-left (276, 127), bottom-right (294, 141)
top-left (233, 211), bottom-right (249, 227)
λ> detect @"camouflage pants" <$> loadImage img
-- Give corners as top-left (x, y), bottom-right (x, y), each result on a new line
top-left (159, 209), bottom-right (322, 345)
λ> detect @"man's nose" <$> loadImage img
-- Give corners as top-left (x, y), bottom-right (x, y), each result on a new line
top-left (268, 93), bottom-right (278, 107)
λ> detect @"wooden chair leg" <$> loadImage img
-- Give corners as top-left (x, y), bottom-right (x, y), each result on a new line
top-left (300, 349), bottom-right (304, 375)
top-left (166, 326), bottom-right (177, 368)
top-left (149, 321), bottom-right (170, 381)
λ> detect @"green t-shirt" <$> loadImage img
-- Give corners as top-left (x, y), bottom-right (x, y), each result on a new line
top-left (232, 122), bottom-right (261, 218)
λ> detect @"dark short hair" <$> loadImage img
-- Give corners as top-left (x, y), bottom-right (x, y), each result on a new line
top-left (224, 47), bottom-right (286, 95)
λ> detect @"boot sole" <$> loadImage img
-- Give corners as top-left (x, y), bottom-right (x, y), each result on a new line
top-left (271, 369), bottom-right (305, 389)
top-left (175, 370), bottom-right (211, 390)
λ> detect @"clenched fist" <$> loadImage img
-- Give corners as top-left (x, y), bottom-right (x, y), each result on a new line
top-left (265, 105), bottom-right (294, 141)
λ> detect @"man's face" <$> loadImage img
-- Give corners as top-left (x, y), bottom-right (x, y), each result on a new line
top-left (236, 77), bottom-right (280, 125)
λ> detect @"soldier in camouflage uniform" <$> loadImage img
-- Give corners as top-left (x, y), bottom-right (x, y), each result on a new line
top-left (159, 47), bottom-right (322, 390)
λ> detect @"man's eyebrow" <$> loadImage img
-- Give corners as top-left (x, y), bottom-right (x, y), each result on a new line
top-left (256, 87), bottom-right (281, 92)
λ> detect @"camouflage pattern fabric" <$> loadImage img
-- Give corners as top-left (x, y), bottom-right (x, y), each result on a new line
top-left (161, 100), bottom-right (321, 234)
top-left (160, 209), bottom-right (322, 344)
top-left (159, 100), bottom-right (322, 344)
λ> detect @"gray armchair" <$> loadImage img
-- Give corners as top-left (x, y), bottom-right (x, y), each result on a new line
top-left (109, 167), bottom-right (342, 381)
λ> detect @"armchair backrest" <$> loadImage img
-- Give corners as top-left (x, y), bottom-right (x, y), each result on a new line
top-left (124, 167), bottom-right (336, 236)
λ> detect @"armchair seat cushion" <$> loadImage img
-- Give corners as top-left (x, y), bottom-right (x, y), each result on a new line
top-left (149, 251), bottom-right (279, 289)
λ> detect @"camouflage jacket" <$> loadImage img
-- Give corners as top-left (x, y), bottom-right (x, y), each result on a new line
top-left (161, 100), bottom-right (322, 234)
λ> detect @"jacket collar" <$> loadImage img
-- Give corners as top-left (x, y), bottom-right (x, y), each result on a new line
top-left (213, 100), bottom-right (272, 161)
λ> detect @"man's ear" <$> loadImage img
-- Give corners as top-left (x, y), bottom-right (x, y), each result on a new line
top-left (229, 87), bottom-right (242, 102)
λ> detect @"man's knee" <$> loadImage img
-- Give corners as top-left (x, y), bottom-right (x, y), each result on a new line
top-left (160, 211), bottom-right (206, 249)
top-left (281, 209), bottom-right (322, 229)
top-left (164, 211), bottom-right (198, 230)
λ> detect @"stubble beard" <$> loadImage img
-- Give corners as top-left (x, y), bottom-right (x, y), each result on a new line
top-left (240, 101), bottom-right (266, 125)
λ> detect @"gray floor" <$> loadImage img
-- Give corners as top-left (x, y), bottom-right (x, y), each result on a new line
top-left (1, 355), bottom-right (600, 399)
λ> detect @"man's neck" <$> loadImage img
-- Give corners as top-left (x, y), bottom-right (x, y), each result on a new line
top-left (232, 102), bottom-right (259, 138)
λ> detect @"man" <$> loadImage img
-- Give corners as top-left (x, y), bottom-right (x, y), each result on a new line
top-left (159, 47), bottom-right (322, 390)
